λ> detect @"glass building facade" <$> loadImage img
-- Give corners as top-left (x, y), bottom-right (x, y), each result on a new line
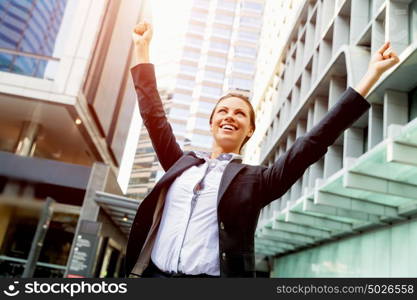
top-left (0, 0), bottom-right (67, 78)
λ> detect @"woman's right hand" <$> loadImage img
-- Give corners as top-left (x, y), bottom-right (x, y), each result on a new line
top-left (132, 21), bottom-right (153, 64)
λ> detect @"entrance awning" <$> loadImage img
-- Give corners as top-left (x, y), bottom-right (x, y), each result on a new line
top-left (94, 191), bottom-right (140, 236)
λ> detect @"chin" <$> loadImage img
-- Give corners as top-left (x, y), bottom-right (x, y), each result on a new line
top-left (215, 139), bottom-right (240, 152)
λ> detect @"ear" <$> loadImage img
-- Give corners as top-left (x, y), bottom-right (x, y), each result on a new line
top-left (247, 127), bottom-right (254, 138)
top-left (209, 121), bottom-right (214, 135)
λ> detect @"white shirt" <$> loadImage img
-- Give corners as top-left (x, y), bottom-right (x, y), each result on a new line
top-left (151, 151), bottom-right (242, 275)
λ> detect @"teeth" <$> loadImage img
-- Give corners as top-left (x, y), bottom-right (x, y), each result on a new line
top-left (222, 125), bottom-right (235, 130)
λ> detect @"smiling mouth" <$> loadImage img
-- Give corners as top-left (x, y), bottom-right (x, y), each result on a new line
top-left (220, 124), bottom-right (238, 131)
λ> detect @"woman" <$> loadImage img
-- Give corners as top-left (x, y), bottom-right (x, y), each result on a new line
top-left (126, 21), bottom-right (399, 278)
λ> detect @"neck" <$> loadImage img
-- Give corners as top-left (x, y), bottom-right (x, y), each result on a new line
top-left (210, 144), bottom-right (240, 159)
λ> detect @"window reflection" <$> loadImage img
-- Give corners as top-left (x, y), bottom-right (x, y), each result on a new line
top-left (0, 0), bottom-right (72, 79)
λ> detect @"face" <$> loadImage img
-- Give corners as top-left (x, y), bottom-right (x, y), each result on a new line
top-left (210, 97), bottom-right (254, 153)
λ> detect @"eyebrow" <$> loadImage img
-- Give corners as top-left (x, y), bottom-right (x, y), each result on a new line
top-left (217, 106), bottom-right (247, 114)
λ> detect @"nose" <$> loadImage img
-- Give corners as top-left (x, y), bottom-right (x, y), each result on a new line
top-left (224, 112), bottom-right (235, 122)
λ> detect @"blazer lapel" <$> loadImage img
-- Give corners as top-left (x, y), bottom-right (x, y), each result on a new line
top-left (155, 153), bottom-right (204, 188)
top-left (217, 162), bottom-right (245, 206)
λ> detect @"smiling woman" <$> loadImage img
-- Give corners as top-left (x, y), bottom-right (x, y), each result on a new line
top-left (126, 21), bottom-right (400, 278)
top-left (209, 92), bottom-right (256, 154)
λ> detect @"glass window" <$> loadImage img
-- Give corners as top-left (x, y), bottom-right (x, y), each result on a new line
top-left (171, 122), bottom-right (187, 135)
top-left (240, 16), bottom-right (261, 27)
top-left (207, 55), bottom-right (227, 66)
top-left (238, 30), bottom-right (259, 41)
top-left (201, 85), bottom-right (222, 97)
top-left (204, 69), bottom-right (224, 81)
top-left (217, 1), bottom-right (236, 10)
top-left (212, 26), bottom-right (232, 38)
top-left (173, 92), bottom-right (193, 104)
top-left (195, 117), bottom-right (209, 130)
top-left (180, 64), bottom-right (198, 74)
top-left (186, 36), bottom-right (203, 47)
top-left (191, 10), bottom-right (207, 20)
top-left (191, 133), bottom-right (213, 148)
top-left (235, 45), bottom-right (257, 58)
top-left (229, 77), bottom-right (252, 90)
top-left (209, 40), bottom-right (229, 51)
top-left (215, 13), bottom-right (234, 24)
top-left (198, 101), bottom-right (216, 113)
top-left (194, 0), bottom-right (210, 7)
top-left (0, 0), bottom-right (69, 78)
top-left (233, 61), bottom-right (255, 73)
top-left (183, 49), bottom-right (200, 60)
top-left (176, 78), bottom-right (195, 88)
top-left (169, 107), bottom-right (190, 120)
top-left (241, 1), bottom-right (263, 12)
top-left (189, 23), bottom-right (205, 34)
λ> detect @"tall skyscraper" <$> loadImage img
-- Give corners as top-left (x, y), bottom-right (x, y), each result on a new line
top-left (0, 0), bottom-right (67, 78)
top-left (170, 0), bottom-right (264, 151)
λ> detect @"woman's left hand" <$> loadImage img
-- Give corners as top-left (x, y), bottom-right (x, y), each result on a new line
top-left (368, 41), bottom-right (400, 77)
top-left (354, 41), bottom-right (400, 97)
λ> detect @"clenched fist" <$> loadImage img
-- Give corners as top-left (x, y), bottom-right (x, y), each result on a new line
top-left (132, 21), bottom-right (153, 64)
top-left (368, 41), bottom-right (400, 76)
top-left (355, 41), bottom-right (400, 97)
top-left (132, 21), bottom-right (153, 47)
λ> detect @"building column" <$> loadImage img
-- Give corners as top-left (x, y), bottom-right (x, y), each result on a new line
top-left (14, 121), bottom-right (41, 157)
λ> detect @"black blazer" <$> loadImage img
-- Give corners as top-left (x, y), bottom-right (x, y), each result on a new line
top-left (125, 64), bottom-right (371, 277)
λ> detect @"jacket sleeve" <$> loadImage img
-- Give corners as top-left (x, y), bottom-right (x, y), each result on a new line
top-left (131, 63), bottom-right (183, 171)
top-left (258, 87), bottom-right (371, 209)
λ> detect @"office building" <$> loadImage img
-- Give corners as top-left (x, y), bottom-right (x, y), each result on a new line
top-left (249, 0), bottom-right (417, 277)
top-left (0, 0), bottom-right (150, 277)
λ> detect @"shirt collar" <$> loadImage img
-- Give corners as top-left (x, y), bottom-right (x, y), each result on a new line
top-left (193, 151), bottom-right (242, 163)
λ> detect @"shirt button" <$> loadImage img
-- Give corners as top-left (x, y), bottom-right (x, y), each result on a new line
top-left (222, 252), bottom-right (226, 260)
top-left (220, 222), bottom-right (225, 230)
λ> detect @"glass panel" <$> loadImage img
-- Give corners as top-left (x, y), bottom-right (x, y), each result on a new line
top-left (215, 13), bottom-right (234, 24)
top-left (198, 101), bottom-right (216, 113)
top-left (204, 69), bottom-right (224, 81)
top-left (241, 1), bottom-right (263, 12)
top-left (233, 61), bottom-right (255, 73)
top-left (195, 117), bottom-right (209, 129)
top-left (191, 133), bottom-right (212, 148)
top-left (240, 16), bottom-right (261, 27)
top-left (217, 1), bottom-right (236, 10)
top-left (207, 55), bottom-right (227, 66)
top-left (212, 26), bottom-right (232, 38)
top-left (234, 45), bottom-right (257, 58)
top-left (186, 36), bottom-right (203, 47)
top-left (0, 0), bottom-right (70, 79)
top-left (169, 107), bottom-right (190, 120)
top-left (183, 49), bottom-right (200, 60)
top-left (209, 40), bottom-right (229, 51)
top-left (238, 30), bottom-right (259, 41)
top-left (201, 85), bottom-right (222, 97)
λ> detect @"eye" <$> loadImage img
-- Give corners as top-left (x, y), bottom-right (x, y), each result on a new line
top-left (236, 111), bottom-right (246, 116)
top-left (217, 108), bottom-right (227, 113)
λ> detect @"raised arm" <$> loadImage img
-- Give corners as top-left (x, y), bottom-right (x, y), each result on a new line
top-left (258, 42), bottom-right (400, 209)
top-left (131, 21), bottom-right (183, 171)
